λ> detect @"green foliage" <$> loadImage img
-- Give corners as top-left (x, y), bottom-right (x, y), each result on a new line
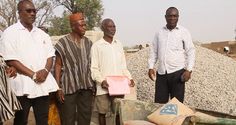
top-left (74, 0), bottom-right (103, 30)
top-left (48, 0), bottom-right (104, 35)
top-left (48, 12), bottom-right (71, 36)
top-left (59, 0), bottom-right (103, 30)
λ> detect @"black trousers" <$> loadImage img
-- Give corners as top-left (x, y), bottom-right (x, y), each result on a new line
top-left (58, 89), bottom-right (93, 125)
top-left (155, 69), bottom-right (185, 103)
top-left (14, 96), bottom-right (49, 125)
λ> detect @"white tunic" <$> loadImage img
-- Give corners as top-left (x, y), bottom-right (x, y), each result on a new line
top-left (91, 38), bottom-right (132, 95)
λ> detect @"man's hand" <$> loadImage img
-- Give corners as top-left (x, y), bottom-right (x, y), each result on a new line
top-left (101, 80), bottom-right (109, 89)
top-left (57, 89), bottom-right (65, 103)
top-left (6, 66), bottom-right (17, 78)
top-left (129, 79), bottom-right (135, 87)
top-left (34, 69), bottom-right (49, 83)
top-left (181, 70), bottom-right (192, 82)
top-left (148, 69), bottom-right (156, 81)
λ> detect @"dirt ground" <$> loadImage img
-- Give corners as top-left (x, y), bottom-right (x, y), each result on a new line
top-left (201, 41), bottom-right (236, 60)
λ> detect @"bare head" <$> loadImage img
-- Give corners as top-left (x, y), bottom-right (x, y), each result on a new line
top-left (17, 0), bottom-right (36, 29)
top-left (101, 18), bottom-right (116, 39)
top-left (165, 7), bottom-right (179, 30)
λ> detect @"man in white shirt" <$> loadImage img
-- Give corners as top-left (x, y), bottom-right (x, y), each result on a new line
top-left (91, 18), bottom-right (135, 125)
top-left (0, 0), bottom-right (58, 124)
top-left (148, 7), bottom-right (195, 103)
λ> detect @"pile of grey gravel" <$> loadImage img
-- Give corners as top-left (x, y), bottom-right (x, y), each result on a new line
top-left (126, 45), bottom-right (236, 116)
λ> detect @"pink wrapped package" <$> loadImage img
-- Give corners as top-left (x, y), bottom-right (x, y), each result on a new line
top-left (106, 76), bottom-right (130, 96)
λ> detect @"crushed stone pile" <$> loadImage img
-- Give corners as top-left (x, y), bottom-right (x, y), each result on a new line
top-left (126, 45), bottom-right (236, 116)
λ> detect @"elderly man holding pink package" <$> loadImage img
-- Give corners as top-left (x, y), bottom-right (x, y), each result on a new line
top-left (91, 18), bottom-right (135, 125)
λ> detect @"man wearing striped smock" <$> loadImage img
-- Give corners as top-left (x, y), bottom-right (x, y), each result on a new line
top-left (0, 55), bottom-right (21, 125)
top-left (54, 13), bottom-right (95, 125)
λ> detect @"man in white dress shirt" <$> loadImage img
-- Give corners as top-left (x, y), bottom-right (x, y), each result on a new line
top-left (0, 0), bottom-right (58, 125)
top-left (148, 7), bottom-right (195, 103)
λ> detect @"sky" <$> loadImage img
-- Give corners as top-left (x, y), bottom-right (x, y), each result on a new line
top-left (100, 0), bottom-right (236, 46)
top-left (54, 0), bottom-right (236, 46)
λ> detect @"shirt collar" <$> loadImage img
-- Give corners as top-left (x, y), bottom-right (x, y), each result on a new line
top-left (101, 38), bottom-right (117, 44)
top-left (16, 21), bottom-right (37, 32)
top-left (163, 24), bottom-right (180, 30)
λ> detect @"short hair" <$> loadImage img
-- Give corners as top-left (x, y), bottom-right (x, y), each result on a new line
top-left (166, 7), bottom-right (179, 15)
top-left (17, 0), bottom-right (33, 11)
top-left (100, 18), bottom-right (113, 31)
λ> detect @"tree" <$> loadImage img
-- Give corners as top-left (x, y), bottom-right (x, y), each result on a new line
top-left (48, 11), bottom-right (71, 36)
top-left (34, 0), bottom-right (60, 27)
top-left (0, 0), bottom-right (17, 31)
top-left (57, 0), bottom-right (103, 30)
top-left (0, 0), bottom-right (59, 31)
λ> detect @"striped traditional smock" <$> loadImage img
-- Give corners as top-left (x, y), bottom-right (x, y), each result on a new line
top-left (0, 56), bottom-right (21, 122)
top-left (54, 35), bottom-right (95, 94)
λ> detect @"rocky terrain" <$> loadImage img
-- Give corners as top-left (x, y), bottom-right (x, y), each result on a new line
top-left (126, 45), bottom-right (236, 116)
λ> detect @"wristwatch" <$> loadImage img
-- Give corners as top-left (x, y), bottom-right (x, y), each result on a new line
top-left (187, 70), bottom-right (192, 73)
top-left (44, 68), bottom-right (49, 73)
top-left (32, 73), bottom-right (37, 80)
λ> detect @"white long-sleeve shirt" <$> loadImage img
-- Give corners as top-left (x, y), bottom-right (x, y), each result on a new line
top-left (91, 38), bottom-right (132, 95)
top-left (148, 25), bottom-right (195, 74)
